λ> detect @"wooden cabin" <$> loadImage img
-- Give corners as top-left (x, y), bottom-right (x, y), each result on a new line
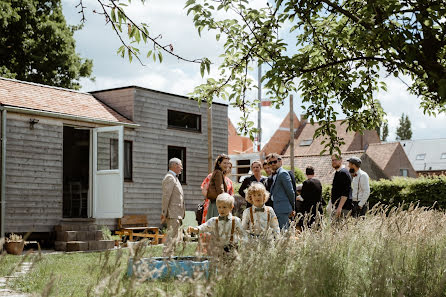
top-left (0, 77), bottom-right (227, 241)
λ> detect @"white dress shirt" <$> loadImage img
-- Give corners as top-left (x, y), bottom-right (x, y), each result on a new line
top-left (351, 169), bottom-right (370, 207)
top-left (241, 206), bottom-right (280, 236)
top-left (197, 213), bottom-right (245, 245)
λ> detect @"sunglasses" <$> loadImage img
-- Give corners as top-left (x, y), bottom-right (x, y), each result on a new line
top-left (268, 160), bottom-right (280, 165)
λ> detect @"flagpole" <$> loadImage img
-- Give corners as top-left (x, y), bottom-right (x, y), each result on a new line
top-left (257, 63), bottom-right (262, 153)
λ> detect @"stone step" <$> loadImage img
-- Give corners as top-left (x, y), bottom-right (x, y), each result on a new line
top-left (56, 230), bottom-right (103, 242)
top-left (55, 240), bottom-right (115, 252)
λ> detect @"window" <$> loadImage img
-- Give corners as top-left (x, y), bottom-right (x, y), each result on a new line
top-left (168, 146), bottom-right (186, 184)
top-left (300, 139), bottom-right (313, 146)
top-left (441, 153), bottom-right (446, 159)
top-left (168, 110), bottom-right (201, 132)
top-left (237, 159), bottom-right (250, 183)
top-left (400, 169), bottom-right (408, 177)
top-left (416, 154), bottom-right (426, 160)
top-left (110, 140), bottom-right (133, 181)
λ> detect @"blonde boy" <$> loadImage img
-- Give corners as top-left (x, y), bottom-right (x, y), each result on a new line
top-left (188, 193), bottom-right (244, 251)
top-left (242, 183), bottom-right (280, 236)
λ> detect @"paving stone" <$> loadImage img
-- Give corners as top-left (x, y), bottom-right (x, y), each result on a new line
top-left (66, 241), bottom-right (88, 252)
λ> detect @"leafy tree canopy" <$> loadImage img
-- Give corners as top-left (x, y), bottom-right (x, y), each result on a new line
top-left (0, 0), bottom-right (93, 90)
top-left (85, 0), bottom-right (446, 153)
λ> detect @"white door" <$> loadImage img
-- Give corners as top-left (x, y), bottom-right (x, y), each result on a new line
top-left (92, 126), bottom-right (124, 218)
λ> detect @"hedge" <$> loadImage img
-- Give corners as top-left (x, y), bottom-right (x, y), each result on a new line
top-left (322, 176), bottom-right (446, 209)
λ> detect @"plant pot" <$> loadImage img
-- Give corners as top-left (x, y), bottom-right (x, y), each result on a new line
top-left (5, 241), bottom-right (25, 255)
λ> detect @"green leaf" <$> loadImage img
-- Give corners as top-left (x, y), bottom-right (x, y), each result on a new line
top-left (158, 52), bottom-right (163, 63)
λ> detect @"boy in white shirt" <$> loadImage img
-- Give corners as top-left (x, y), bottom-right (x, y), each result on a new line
top-left (241, 183), bottom-right (280, 236)
top-left (188, 193), bottom-right (244, 253)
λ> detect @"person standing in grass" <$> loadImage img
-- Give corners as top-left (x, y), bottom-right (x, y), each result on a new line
top-left (267, 153), bottom-right (296, 229)
top-left (238, 160), bottom-right (266, 208)
top-left (206, 154), bottom-right (231, 221)
top-left (188, 193), bottom-right (245, 253)
top-left (329, 154), bottom-right (352, 218)
top-left (300, 166), bottom-right (324, 227)
top-left (161, 158), bottom-right (185, 256)
top-left (242, 183), bottom-right (280, 236)
top-left (347, 157), bottom-right (370, 217)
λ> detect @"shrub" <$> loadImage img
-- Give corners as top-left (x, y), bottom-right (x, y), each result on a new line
top-left (282, 165), bottom-right (306, 184)
top-left (322, 176), bottom-right (446, 209)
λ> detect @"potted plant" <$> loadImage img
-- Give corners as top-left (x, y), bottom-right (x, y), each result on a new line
top-left (101, 226), bottom-right (121, 247)
top-left (4, 233), bottom-right (25, 255)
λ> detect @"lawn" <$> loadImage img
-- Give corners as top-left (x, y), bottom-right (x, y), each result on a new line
top-left (2, 243), bottom-right (198, 297)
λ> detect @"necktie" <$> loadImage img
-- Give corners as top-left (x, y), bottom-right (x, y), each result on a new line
top-left (218, 216), bottom-right (229, 222)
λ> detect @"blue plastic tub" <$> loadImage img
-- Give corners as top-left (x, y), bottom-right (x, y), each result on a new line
top-left (128, 256), bottom-right (211, 280)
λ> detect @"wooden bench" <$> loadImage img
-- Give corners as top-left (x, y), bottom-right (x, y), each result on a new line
top-left (115, 215), bottom-right (164, 244)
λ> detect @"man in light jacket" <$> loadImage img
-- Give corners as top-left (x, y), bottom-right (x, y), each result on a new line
top-left (161, 158), bottom-right (185, 256)
top-left (267, 153), bottom-right (295, 229)
top-left (347, 157), bottom-right (370, 217)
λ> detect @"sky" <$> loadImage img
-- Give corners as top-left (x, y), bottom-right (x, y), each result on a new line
top-left (61, 0), bottom-right (446, 148)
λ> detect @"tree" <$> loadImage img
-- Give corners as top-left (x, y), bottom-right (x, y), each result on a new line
top-left (0, 0), bottom-right (93, 90)
top-left (81, 0), bottom-right (445, 152)
top-left (396, 113), bottom-right (412, 140)
top-left (382, 123), bottom-right (389, 142)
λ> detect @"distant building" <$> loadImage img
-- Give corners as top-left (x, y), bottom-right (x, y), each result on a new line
top-left (400, 139), bottom-right (446, 176)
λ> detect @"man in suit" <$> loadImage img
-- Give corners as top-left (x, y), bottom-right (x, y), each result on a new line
top-left (161, 158), bottom-right (185, 256)
top-left (300, 166), bottom-right (323, 227)
top-left (267, 153), bottom-right (295, 229)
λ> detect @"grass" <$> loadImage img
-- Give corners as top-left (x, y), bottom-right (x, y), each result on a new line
top-left (3, 205), bottom-right (446, 296)
top-left (2, 243), bottom-right (197, 297)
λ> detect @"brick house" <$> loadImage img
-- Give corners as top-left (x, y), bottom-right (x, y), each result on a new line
top-left (228, 111), bottom-right (416, 184)
top-left (400, 139), bottom-right (446, 176)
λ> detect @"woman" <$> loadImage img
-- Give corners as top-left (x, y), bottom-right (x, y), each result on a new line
top-left (238, 160), bottom-right (266, 208)
top-left (205, 154), bottom-right (231, 221)
top-left (201, 161), bottom-right (233, 223)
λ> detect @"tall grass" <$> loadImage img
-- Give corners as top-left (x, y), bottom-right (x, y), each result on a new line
top-left (2, 205), bottom-right (446, 296)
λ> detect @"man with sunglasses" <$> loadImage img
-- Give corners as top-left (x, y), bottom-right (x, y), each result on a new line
top-left (267, 153), bottom-right (296, 229)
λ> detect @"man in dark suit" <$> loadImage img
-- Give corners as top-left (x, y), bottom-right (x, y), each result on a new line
top-left (300, 166), bottom-right (323, 227)
top-left (267, 153), bottom-right (295, 229)
top-left (263, 160), bottom-right (274, 206)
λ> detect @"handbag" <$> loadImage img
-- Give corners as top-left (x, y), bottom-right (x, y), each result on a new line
top-left (195, 202), bottom-right (204, 224)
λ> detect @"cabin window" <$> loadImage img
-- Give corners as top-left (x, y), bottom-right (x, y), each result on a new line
top-left (110, 139), bottom-right (133, 181)
top-left (168, 146), bottom-right (186, 184)
top-left (168, 110), bottom-right (201, 132)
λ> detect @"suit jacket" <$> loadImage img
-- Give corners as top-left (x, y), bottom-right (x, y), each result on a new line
top-left (264, 176), bottom-right (274, 207)
top-left (301, 178), bottom-right (323, 214)
top-left (161, 172), bottom-right (185, 219)
top-left (270, 167), bottom-right (295, 214)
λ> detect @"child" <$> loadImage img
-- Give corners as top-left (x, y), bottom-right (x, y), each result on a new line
top-left (188, 193), bottom-right (245, 253)
top-left (241, 183), bottom-right (280, 236)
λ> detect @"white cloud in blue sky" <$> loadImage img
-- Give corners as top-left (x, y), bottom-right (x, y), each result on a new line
top-left (62, 0), bottom-right (446, 148)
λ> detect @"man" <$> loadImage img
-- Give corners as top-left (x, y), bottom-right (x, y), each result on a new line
top-left (330, 155), bottom-right (352, 218)
top-left (267, 153), bottom-right (295, 229)
top-left (238, 160), bottom-right (266, 208)
top-left (161, 158), bottom-right (185, 256)
top-left (263, 160), bottom-right (274, 207)
top-left (347, 157), bottom-right (370, 217)
top-left (300, 166), bottom-right (323, 227)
